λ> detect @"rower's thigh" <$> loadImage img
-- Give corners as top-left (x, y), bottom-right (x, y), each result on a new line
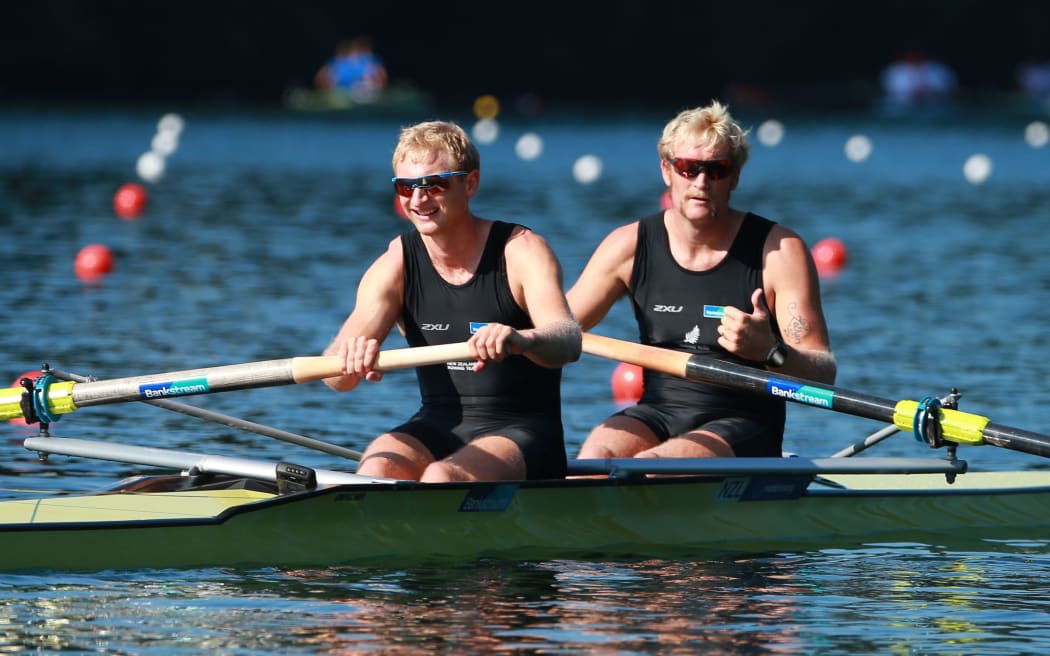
top-left (577, 415), bottom-right (660, 458)
top-left (646, 430), bottom-right (735, 458)
top-left (357, 432), bottom-right (434, 479)
top-left (423, 435), bottom-right (526, 482)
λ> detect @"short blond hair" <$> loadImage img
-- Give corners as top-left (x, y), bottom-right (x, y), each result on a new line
top-left (657, 100), bottom-right (750, 170)
top-left (392, 121), bottom-right (480, 172)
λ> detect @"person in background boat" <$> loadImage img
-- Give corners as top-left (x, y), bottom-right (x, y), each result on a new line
top-left (879, 50), bottom-right (957, 113)
top-left (313, 36), bottom-right (389, 102)
top-left (323, 120), bottom-right (581, 482)
top-left (567, 100), bottom-right (836, 462)
top-left (1017, 57), bottom-right (1050, 108)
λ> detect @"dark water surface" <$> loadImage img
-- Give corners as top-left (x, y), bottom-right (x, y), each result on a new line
top-left (1, 107), bottom-right (1050, 653)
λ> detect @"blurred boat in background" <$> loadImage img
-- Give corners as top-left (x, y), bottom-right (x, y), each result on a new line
top-left (283, 82), bottom-right (432, 117)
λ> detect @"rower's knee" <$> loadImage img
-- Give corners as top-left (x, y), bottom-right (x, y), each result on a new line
top-left (357, 453), bottom-right (423, 480)
top-left (577, 443), bottom-right (618, 459)
top-left (420, 461), bottom-right (461, 483)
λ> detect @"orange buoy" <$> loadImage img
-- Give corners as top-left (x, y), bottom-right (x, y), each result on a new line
top-left (812, 237), bottom-right (848, 278)
top-left (74, 244), bottom-right (114, 282)
top-left (611, 362), bottom-right (644, 405)
top-left (113, 182), bottom-right (147, 220)
top-left (7, 370), bottom-right (41, 425)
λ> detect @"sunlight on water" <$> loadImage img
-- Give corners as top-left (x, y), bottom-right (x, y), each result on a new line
top-left (2, 108), bottom-right (1050, 652)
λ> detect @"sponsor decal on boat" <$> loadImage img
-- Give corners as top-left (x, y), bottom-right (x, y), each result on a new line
top-left (767, 379), bottom-right (834, 408)
top-left (139, 378), bottom-right (211, 399)
top-left (716, 475), bottom-right (811, 501)
top-left (459, 483), bottom-right (519, 512)
top-left (703, 305), bottom-right (725, 319)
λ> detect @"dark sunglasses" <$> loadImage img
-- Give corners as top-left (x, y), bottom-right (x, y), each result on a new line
top-left (392, 170), bottom-right (468, 197)
top-left (669, 158), bottom-right (733, 181)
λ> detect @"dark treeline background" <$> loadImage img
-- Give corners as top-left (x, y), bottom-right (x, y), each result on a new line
top-left (4, 0), bottom-right (1049, 113)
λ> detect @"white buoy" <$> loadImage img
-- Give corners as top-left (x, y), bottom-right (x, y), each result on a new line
top-left (844, 135), bottom-right (873, 162)
top-left (757, 120), bottom-right (785, 147)
top-left (963, 153), bottom-right (993, 185)
top-left (472, 119), bottom-right (499, 145)
top-left (151, 130), bottom-right (179, 157)
top-left (1025, 121), bottom-right (1049, 149)
top-left (572, 155), bottom-right (602, 184)
top-left (136, 151), bottom-right (166, 183)
top-left (157, 113), bottom-right (185, 135)
top-left (515, 132), bottom-right (543, 160)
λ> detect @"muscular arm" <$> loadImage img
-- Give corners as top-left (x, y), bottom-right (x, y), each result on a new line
top-left (565, 223), bottom-right (637, 330)
top-left (763, 227), bottom-right (837, 383)
top-left (321, 238), bottom-right (405, 391)
top-left (494, 227), bottom-right (581, 368)
top-left (718, 225), bottom-right (836, 383)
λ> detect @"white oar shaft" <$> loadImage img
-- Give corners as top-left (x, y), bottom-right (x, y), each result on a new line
top-left (79, 341), bottom-right (476, 407)
top-left (2, 341), bottom-right (475, 420)
top-left (49, 367), bottom-right (364, 461)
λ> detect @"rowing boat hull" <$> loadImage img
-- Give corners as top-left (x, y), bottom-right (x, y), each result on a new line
top-left (3, 471), bottom-right (1049, 571)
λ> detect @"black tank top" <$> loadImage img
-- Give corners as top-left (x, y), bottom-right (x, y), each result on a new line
top-left (401, 221), bottom-right (562, 411)
top-left (630, 212), bottom-right (785, 413)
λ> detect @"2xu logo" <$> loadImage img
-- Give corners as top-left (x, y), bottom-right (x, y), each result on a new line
top-left (421, 323), bottom-right (450, 331)
top-left (652, 305), bottom-right (684, 313)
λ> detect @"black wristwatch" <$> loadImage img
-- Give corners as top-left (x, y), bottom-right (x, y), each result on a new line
top-left (765, 339), bottom-right (787, 368)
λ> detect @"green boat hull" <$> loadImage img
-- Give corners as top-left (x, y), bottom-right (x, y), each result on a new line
top-left (3, 470), bottom-right (1050, 571)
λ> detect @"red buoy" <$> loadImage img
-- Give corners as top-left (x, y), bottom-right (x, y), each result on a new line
top-left (113, 182), bottom-right (147, 220)
top-left (812, 237), bottom-right (848, 278)
top-left (74, 244), bottom-right (115, 282)
top-left (7, 370), bottom-right (41, 425)
top-left (611, 362), bottom-right (644, 405)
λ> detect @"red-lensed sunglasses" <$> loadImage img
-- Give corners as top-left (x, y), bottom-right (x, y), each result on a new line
top-left (391, 171), bottom-right (468, 197)
top-left (668, 158), bottom-right (733, 181)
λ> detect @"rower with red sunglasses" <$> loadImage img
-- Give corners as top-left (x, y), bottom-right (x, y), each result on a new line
top-left (323, 120), bottom-right (581, 482)
top-left (567, 100), bottom-right (836, 465)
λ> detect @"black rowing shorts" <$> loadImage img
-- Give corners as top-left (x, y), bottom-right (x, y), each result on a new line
top-left (389, 405), bottom-right (567, 479)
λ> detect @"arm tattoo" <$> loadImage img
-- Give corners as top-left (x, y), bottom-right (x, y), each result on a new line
top-left (783, 302), bottom-right (810, 345)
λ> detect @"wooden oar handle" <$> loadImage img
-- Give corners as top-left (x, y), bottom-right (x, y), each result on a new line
top-left (581, 333), bottom-right (690, 378)
top-left (290, 341), bottom-right (476, 383)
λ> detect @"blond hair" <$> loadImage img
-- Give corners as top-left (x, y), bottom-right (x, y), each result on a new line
top-left (392, 121), bottom-right (480, 172)
top-left (657, 101), bottom-right (750, 169)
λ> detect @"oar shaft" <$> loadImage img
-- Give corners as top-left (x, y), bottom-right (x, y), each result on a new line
top-left (1, 341), bottom-right (474, 421)
top-left (71, 358), bottom-right (301, 408)
top-left (983, 425), bottom-right (1050, 458)
top-left (48, 367), bottom-right (364, 460)
top-left (584, 332), bottom-right (921, 424)
top-left (581, 333), bottom-right (1050, 459)
top-left (683, 355), bottom-right (893, 422)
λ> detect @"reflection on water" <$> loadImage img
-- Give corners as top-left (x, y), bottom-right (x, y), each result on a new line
top-left (5, 549), bottom-right (1050, 653)
top-left (2, 109), bottom-right (1050, 652)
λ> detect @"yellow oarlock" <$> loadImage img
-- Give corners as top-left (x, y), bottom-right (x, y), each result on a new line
top-left (893, 400), bottom-right (990, 446)
top-left (0, 380), bottom-right (77, 421)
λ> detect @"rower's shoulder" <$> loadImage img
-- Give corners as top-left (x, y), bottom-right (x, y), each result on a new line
top-left (598, 220), bottom-right (642, 251)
